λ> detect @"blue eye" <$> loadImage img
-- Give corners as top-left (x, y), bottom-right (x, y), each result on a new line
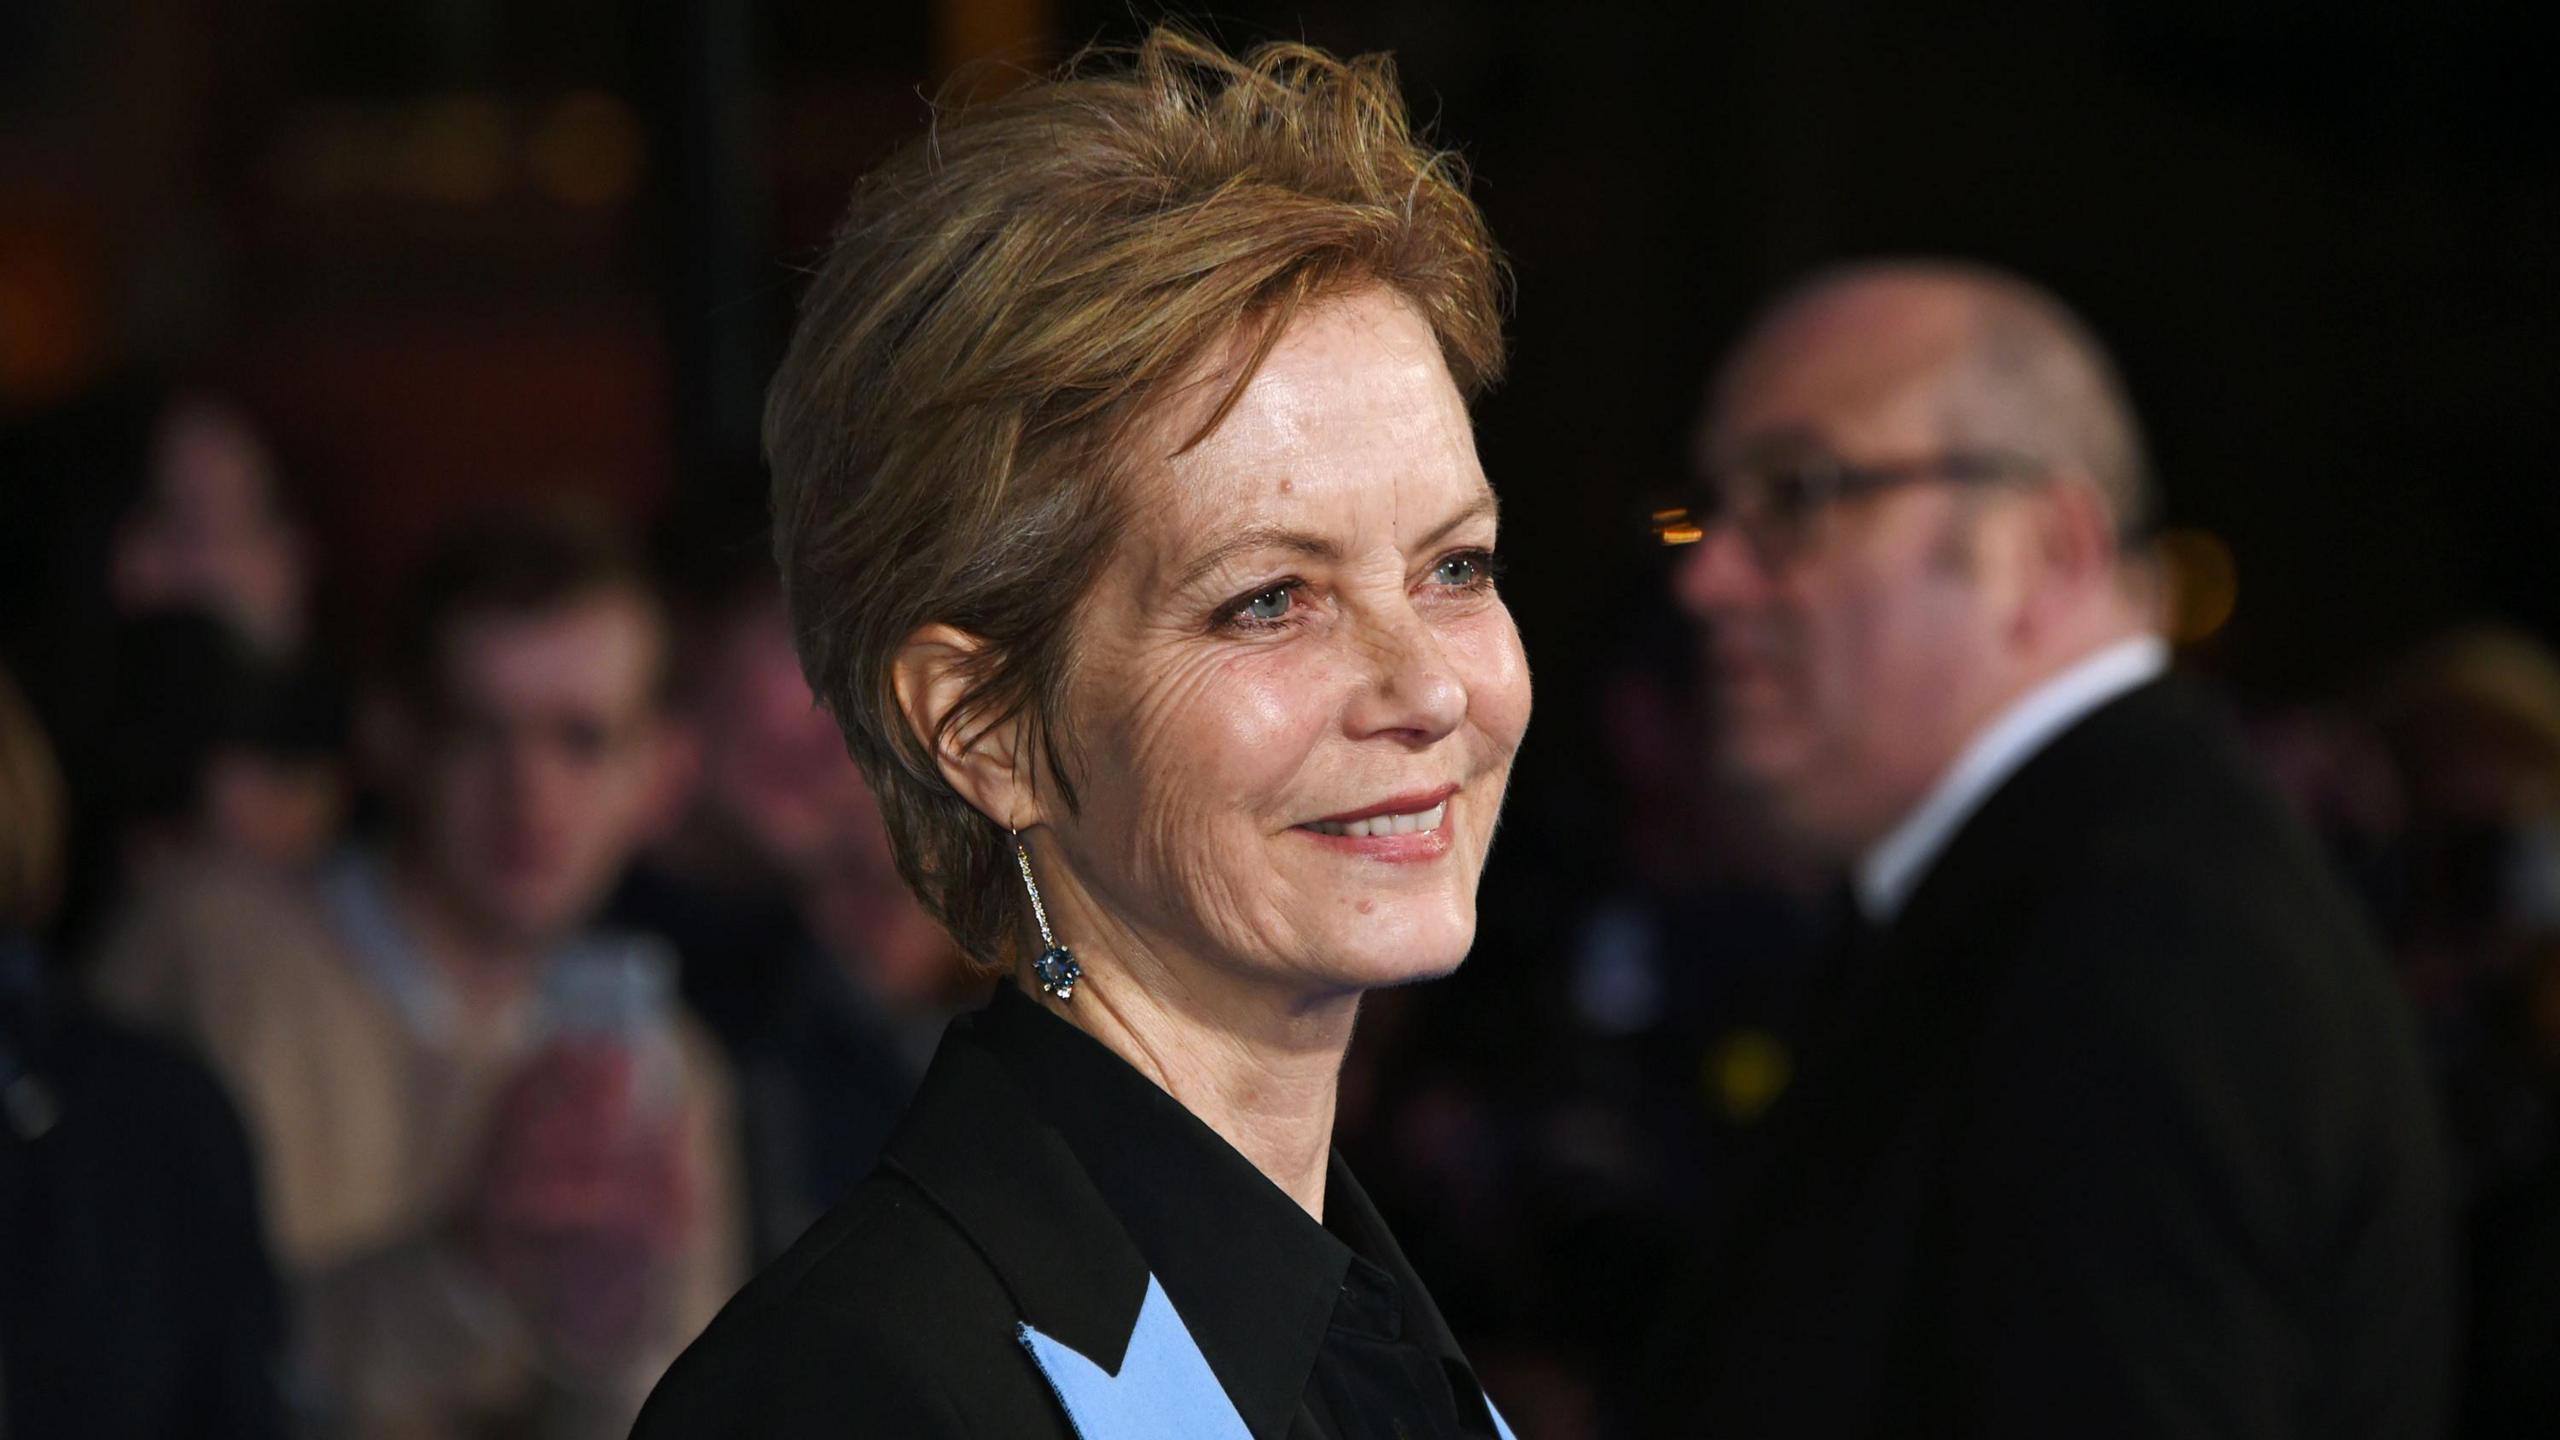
top-left (1214, 579), bottom-right (1308, 632)
top-left (1431, 550), bottom-right (1497, 587)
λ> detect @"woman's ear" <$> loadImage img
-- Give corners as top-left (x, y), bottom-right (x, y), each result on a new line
top-left (891, 624), bottom-right (1043, 831)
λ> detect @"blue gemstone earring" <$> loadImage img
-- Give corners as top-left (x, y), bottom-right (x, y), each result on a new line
top-left (1013, 832), bottom-right (1083, 1002)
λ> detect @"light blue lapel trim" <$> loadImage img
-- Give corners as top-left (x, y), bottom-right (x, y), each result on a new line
top-left (1018, 1274), bottom-right (1253, 1439)
top-left (1019, 1271), bottom-right (1527, 1439)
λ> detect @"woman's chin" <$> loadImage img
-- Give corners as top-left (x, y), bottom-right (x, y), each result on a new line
top-left (1312, 918), bottom-right (1479, 994)
top-left (1361, 952), bottom-right (1470, 992)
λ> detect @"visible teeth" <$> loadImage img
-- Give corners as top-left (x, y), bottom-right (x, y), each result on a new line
top-left (1306, 800), bottom-right (1448, 838)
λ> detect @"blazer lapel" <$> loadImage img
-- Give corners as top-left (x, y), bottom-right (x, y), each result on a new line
top-left (884, 1022), bottom-right (1257, 1439)
top-left (1019, 1275), bottom-right (1254, 1440)
top-left (884, 1030), bottom-right (1146, 1364)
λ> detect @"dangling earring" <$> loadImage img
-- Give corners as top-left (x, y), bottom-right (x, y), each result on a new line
top-left (1012, 830), bottom-right (1083, 1001)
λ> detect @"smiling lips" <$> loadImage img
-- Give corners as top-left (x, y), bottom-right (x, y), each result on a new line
top-left (1303, 800), bottom-right (1448, 838)
top-left (1296, 786), bottom-right (1458, 858)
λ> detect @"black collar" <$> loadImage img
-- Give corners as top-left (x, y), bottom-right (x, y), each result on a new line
top-left (887, 985), bottom-right (1465, 1440)
top-left (878, 1004), bottom-right (1151, 1372)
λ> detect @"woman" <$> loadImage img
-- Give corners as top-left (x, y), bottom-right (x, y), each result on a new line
top-left (637, 28), bottom-right (1528, 1439)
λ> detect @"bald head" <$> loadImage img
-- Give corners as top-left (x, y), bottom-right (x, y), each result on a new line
top-left (1711, 260), bottom-right (2155, 544)
top-left (1681, 260), bottom-right (2163, 857)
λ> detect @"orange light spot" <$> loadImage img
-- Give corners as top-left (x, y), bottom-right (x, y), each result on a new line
top-left (2156, 529), bottom-right (2239, 645)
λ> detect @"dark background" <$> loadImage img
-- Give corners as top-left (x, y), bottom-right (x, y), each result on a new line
top-left (7, 2), bottom-right (2556, 1429)
top-left (5, 0), bottom-right (2551, 709)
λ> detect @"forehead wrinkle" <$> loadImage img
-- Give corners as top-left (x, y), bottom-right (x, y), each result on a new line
top-left (1193, 298), bottom-right (1458, 466)
top-left (1122, 290), bottom-right (1484, 603)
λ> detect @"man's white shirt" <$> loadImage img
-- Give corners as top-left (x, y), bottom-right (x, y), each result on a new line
top-left (1855, 634), bottom-right (2172, 924)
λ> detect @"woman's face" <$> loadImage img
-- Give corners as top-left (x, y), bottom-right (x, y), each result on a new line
top-left (1034, 288), bottom-right (1530, 1007)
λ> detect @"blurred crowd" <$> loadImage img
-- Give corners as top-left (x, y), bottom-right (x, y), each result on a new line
top-left (0, 381), bottom-right (979, 1437)
top-left (3, 373), bottom-right (2557, 1439)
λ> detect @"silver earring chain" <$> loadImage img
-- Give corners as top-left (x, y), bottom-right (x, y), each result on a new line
top-left (1012, 829), bottom-right (1083, 1001)
top-left (1014, 839), bottom-right (1060, 950)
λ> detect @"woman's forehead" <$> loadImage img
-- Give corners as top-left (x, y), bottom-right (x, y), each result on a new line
top-left (1129, 295), bottom-right (1483, 537)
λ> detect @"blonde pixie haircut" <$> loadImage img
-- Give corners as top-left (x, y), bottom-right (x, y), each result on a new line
top-left (769, 27), bottom-right (1507, 972)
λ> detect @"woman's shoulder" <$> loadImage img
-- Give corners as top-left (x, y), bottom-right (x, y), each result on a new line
top-left (635, 1168), bottom-right (1063, 1438)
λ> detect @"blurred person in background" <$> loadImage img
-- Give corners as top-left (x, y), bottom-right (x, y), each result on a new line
top-left (92, 510), bottom-right (743, 1439)
top-left (2374, 625), bottom-right (2560, 1438)
top-left (0, 379), bottom-right (320, 953)
top-left (2243, 703), bottom-right (2409, 930)
top-left (100, 609), bottom-right (348, 886)
top-left (615, 529), bottom-right (973, 1263)
top-left (1, 657), bottom-right (288, 1438)
top-left (105, 391), bottom-right (311, 662)
top-left (0, 380), bottom-right (311, 680)
top-left (2378, 626), bottom-right (2560, 1186)
top-left (638, 29), bottom-right (1526, 1438)
top-left (1646, 260), bottom-right (2454, 1438)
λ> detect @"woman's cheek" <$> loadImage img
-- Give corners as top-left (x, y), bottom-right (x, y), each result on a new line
top-left (1113, 643), bottom-right (1334, 824)
top-left (1449, 607), bottom-right (1533, 751)
top-left (1202, 646), bottom-right (1339, 796)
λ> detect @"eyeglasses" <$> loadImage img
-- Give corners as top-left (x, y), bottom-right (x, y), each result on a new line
top-left (1648, 449), bottom-right (2048, 566)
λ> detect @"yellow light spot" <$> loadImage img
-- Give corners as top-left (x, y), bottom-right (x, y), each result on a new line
top-left (1706, 1030), bottom-right (1792, 1123)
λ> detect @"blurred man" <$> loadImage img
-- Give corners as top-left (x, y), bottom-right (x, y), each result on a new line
top-left (95, 511), bottom-right (742, 1439)
top-left (1649, 261), bottom-right (2454, 1438)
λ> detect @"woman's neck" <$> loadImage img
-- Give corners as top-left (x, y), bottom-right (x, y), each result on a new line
top-left (1031, 962), bottom-right (1357, 1219)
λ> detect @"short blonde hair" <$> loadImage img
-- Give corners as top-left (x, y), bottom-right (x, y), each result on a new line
top-left (0, 661), bottom-right (66, 933)
top-left (769, 27), bottom-right (1507, 971)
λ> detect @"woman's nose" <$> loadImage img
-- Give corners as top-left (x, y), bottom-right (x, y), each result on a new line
top-left (1344, 610), bottom-right (1467, 745)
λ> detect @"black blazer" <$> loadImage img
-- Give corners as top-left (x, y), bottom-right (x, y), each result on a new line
top-left (1660, 677), bottom-right (2457, 1438)
top-left (635, 985), bottom-right (1515, 1439)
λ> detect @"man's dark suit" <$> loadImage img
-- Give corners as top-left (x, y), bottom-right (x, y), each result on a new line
top-left (1661, 677), bottom-right (2456, 1438)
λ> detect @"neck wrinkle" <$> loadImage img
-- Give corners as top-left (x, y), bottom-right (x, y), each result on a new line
top-left (1015, 837), bottom-right (1361, 1217)
top-left (1025, 949), bottom-right (1354, 1219)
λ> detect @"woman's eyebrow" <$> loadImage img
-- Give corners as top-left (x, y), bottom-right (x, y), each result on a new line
top-left (1414, 491), bottom-right (1500, 553)
top-left (1168, 491), bottom-right (1499, 595)
top-left (1172, 525), bottom-right (1341, 594)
